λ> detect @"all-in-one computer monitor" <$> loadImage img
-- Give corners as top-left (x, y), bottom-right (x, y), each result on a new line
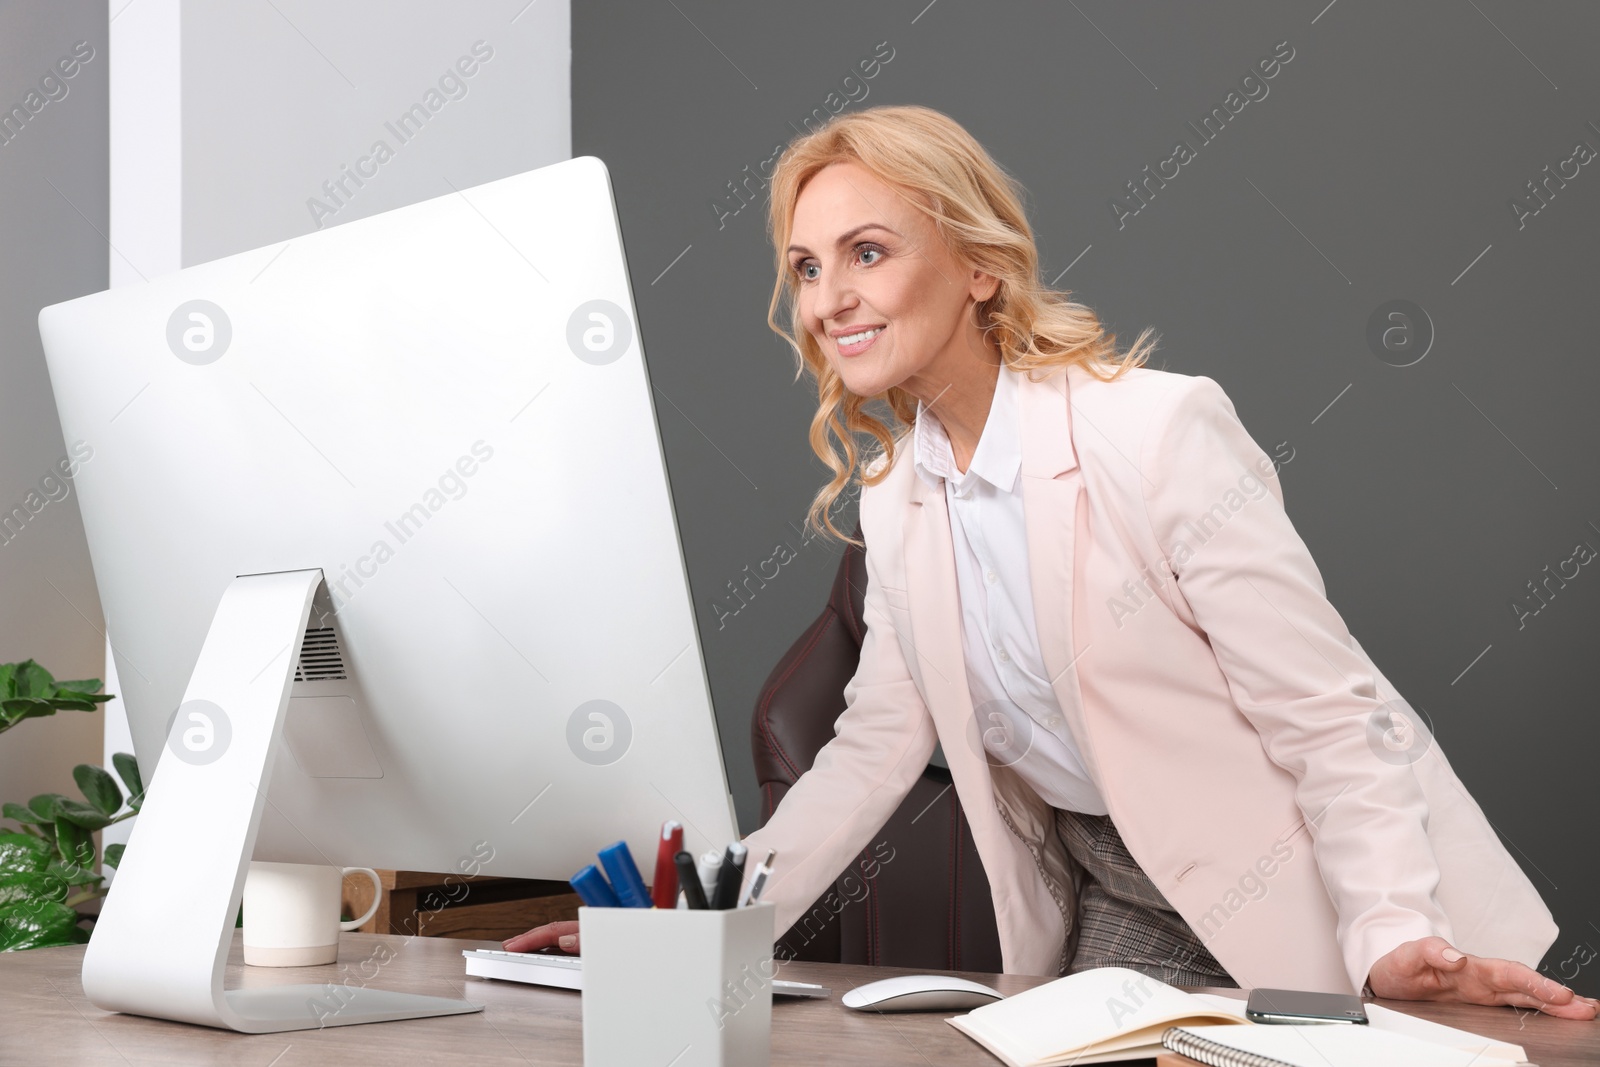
top-left (37, 156), bottom-right (739, 1031)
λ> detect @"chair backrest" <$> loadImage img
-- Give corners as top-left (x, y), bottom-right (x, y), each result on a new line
top-left (750, 530), bottom-right (1002, 971)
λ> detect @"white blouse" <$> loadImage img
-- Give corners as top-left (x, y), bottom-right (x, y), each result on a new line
top-left (911, 367), bottom-right (1109, 814)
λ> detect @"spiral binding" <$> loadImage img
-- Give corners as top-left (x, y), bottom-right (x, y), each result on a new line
top-left (1160, 1026), bottom-right (1298, 1067)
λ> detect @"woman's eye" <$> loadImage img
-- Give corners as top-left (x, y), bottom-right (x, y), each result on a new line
top-left (792, 246), bottom-right (881, 281)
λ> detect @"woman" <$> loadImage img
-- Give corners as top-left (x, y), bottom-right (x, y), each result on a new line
top-left (509, 105), bottom-right (1595, 1018)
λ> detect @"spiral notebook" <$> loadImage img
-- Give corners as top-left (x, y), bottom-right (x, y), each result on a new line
top-left (947, 967), bottom-right (1530, 1067)
top-left (1159, 1023), bottom-right (1528, 1067)
top-left (946, 967), bottom-right (1252, 1065)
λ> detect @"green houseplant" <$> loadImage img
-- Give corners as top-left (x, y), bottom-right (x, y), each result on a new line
top-left (0, 659), bottom-right (141, 950)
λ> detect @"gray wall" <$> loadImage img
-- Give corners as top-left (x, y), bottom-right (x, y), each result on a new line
top-left (179, 2), bottom-right (570, 266)
top-left (575, 1), bottom-right (1600, 991)
top-left (0, 4), bottom-right (110, 812)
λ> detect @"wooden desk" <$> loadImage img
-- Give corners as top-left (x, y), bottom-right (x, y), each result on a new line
top-left (4, 932), bottom-right (1593, 1065)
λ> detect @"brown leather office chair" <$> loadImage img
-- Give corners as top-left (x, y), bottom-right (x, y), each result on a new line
top-left (751, 528), bottom-right (1002, 971)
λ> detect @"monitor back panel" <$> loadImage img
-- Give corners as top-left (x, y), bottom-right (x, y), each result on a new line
top-left (38, 157), bottom-right (738, 878)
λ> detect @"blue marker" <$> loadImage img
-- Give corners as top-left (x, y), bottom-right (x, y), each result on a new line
top-left (569, 863), bottom-right (622, 908)
top-left (597, 840), bottom-right (652, 908)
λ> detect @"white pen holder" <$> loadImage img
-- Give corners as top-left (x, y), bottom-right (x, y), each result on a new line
top-left (580, 901), bottom-right (776, 1067)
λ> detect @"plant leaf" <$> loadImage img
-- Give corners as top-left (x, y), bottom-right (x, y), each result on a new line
top-left (0, 898), bottom-right (89, 950)
top-left (2, 802), bottom-right (43, 827)
top-left (52, 818), bottom-right (94, 868)
top-left (14, 661), bottom-right (54, 700)
top-left (44, 859), bottom-right (103, 888)
top-left (27, 794), bottom-right (67, 822)
top-left (49, 699), bottom-right (102, 712)
top-left (103, 843), bottom-right (125, 869)
top-left (111, 753), bottom-right (144, 806)
top-left (0, 665), bottom-right (112, 733)
top-left (0, 834), bottom-right (51, 874)
top-left (51, 802), bottom-right (110, 833)
top-left (0, 870), bottom-right (69, 907)
top-left (73, 765), bottom-right (123, 816)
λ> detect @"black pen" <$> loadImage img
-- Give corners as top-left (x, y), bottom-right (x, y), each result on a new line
top-left (674, 850), bottom-right (709, 910)
top-left (711, 842), bottom-right (747, 910)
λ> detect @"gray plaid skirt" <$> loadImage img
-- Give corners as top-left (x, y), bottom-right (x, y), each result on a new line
top-left (1054, 808), bottom-right (1238, 988)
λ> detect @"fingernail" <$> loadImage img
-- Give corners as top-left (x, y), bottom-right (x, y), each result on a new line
top-left (558, 934), bottom-right (577, 949)
top-left (1441, 948), bottom-right (1465, 962)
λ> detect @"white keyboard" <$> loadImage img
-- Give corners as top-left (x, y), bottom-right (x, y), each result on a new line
top-left (462, 948), bottom-right (831, 998)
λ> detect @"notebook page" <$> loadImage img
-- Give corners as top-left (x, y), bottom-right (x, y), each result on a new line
top-left (1170, 1023), bottom-right (1523, 1067)
top-left (948, 967), bottom-right (1249, 1067)
top-left (1364, 1002), bottom-right (1528, 1062)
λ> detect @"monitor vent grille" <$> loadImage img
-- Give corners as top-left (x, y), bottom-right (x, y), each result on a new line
top-left (294, 627), bottom-right (348, 681)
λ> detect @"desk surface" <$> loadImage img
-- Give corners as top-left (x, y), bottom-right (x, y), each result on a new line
top-left (4, 932), bottom-right (1594, 1065)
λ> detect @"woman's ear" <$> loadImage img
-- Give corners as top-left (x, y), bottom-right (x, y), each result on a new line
top-left (970, 268), bottom-right (1001, 304)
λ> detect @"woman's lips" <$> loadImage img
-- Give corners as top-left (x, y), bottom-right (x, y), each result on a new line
top-left (836, 326), bottom-right (885, 357)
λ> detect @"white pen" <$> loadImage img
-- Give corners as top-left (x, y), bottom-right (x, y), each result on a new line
top-left (696, 848), bottom-right (721, 904)
top-left (738, 848), bottom-right (777, 907)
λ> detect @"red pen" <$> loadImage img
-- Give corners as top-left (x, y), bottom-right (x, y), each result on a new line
top-left (651, 819), bottom-right (683, 908)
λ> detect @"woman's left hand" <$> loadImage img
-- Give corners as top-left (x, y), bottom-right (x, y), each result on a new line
top-left (1368, 937), bottom-right (1598, 1019)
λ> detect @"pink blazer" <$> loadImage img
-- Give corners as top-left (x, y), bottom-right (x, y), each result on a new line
top-left (743, 362), bottom-right (1557, 993)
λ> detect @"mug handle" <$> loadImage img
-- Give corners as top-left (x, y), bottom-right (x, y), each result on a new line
top-left (340, 867), bottom-right (384, 931)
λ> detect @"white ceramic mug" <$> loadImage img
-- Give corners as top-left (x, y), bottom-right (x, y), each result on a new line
top-left (242, 861), bottom-right (383, 966)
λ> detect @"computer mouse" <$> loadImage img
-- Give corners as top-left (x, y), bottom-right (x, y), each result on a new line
top-left (840, 974), bottom-right (1005, 1012)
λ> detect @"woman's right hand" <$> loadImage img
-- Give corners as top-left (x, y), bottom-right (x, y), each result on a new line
top-left (502, 920), bottom-right (580, 955)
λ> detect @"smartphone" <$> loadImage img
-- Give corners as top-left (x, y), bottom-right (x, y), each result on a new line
top-left (1245, 987), bottom-right (1368, 1024)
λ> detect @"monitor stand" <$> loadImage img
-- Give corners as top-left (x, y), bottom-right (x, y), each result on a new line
top-left (81, 569), bottom-right (483, 1032)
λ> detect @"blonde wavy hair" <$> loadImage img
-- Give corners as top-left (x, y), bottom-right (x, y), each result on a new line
top-left (765, 104), bottom-right (1159, 544)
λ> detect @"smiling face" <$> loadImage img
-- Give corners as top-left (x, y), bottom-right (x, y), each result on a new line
top-left (785, 161), bottom-right (1000, 402)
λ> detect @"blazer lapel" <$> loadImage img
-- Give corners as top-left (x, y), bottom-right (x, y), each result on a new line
top-left (901, 458), bottom-right (977, 744)
top-left (1016, 369), bottom-right (1093, 756)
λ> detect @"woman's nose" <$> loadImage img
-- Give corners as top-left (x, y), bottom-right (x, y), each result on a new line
top-left (813, 269), bottom-right (856, 322)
